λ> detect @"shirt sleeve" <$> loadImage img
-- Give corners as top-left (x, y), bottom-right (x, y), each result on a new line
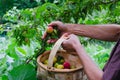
top-left (103, 69), bottom-right (120, 80)
top-left (103, 40), bottom-right (120, 80)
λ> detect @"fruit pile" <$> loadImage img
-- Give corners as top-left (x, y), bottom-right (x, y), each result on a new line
top-left (43, 55), bottom-right (75, 69)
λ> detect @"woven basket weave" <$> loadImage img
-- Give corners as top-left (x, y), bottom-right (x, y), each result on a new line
top-left (37, 37), bottom-right (87, 80)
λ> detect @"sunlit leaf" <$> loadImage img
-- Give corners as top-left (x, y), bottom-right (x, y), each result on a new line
top-left (17, 47), bottom-right (27, 55)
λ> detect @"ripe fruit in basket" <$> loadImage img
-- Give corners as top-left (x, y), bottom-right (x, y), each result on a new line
top-left (43, 60), bottom-right (48, 65)
top-left (60, 59), bottom-right (64, 64)
top-left (46, 26), bottom-right (54, 33)
top-left (57, 55), bottom-right (64, 64)
top-left (63, 62), bottom-right (71, 69)
top-left (56, 64), bottom-right (64, 69)
top-left (53, 57), bottom-right (57, 63)
top-left (70, 65), bottom-right (76, 69)
top-left (54, 63), bottom-right (59, 68)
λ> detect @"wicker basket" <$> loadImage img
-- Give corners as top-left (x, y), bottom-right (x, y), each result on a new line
top-left (37, 37), bottom-right (87, 80)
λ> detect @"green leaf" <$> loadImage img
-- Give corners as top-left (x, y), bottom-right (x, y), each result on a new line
top-left (2, 75), bottom-right (8, 80)
top-left (25, 29), bottom-right (36, 38)
top-left (17, 47), bottom-right (27, 55)
top-left (8, 64), bottom-right (37, 80)
top-left (6, 42), bottom-right (19, 60)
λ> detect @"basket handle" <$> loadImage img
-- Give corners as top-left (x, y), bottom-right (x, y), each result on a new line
top-left (47, 36), bottom-right (69, 69)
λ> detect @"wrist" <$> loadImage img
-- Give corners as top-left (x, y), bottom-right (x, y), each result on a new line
top-left (73, 43), bottom-right (81, 51)
top-left (73, 44), bottom-right (85, 54)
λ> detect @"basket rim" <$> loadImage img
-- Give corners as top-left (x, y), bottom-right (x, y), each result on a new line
top-left (37, 50), bottom-right (83, 73)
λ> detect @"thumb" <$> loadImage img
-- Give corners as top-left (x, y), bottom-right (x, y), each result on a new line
top-left (61, 33), bottom-right (69, 38)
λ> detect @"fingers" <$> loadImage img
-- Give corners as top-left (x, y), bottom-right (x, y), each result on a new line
top-left (61, 33), bottom-right (69, 39)
top-left (48, 22), bottom-right (57, 27)
top-left (46, 33), bottom-right (69, 44)
top-left (47, 39), bottom-right (58, 44)
top-left (42, 21), bottom-right (65, 44)
top-left (42, 21), bottom-right (62, 39)
top-left (48, 21), bottom-right (62, 27)
top-left (62, 34), bottom-right (77, 44)
top-left (41, 31), bottom-right (47, 39)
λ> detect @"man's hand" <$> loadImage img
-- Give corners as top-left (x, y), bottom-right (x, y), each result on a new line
top-left (42, 21), bottom-right (68, 43)
top-left (62, 34), bottom-right (82, 52)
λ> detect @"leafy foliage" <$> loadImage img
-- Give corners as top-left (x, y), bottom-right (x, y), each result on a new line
top-left (0, 0), bottom-right (37, 19)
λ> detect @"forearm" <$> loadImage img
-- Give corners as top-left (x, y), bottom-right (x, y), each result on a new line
top-left (74, 44), bottom-right (103, 80)
top-left (65, 24), bottom-right (120, 41)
